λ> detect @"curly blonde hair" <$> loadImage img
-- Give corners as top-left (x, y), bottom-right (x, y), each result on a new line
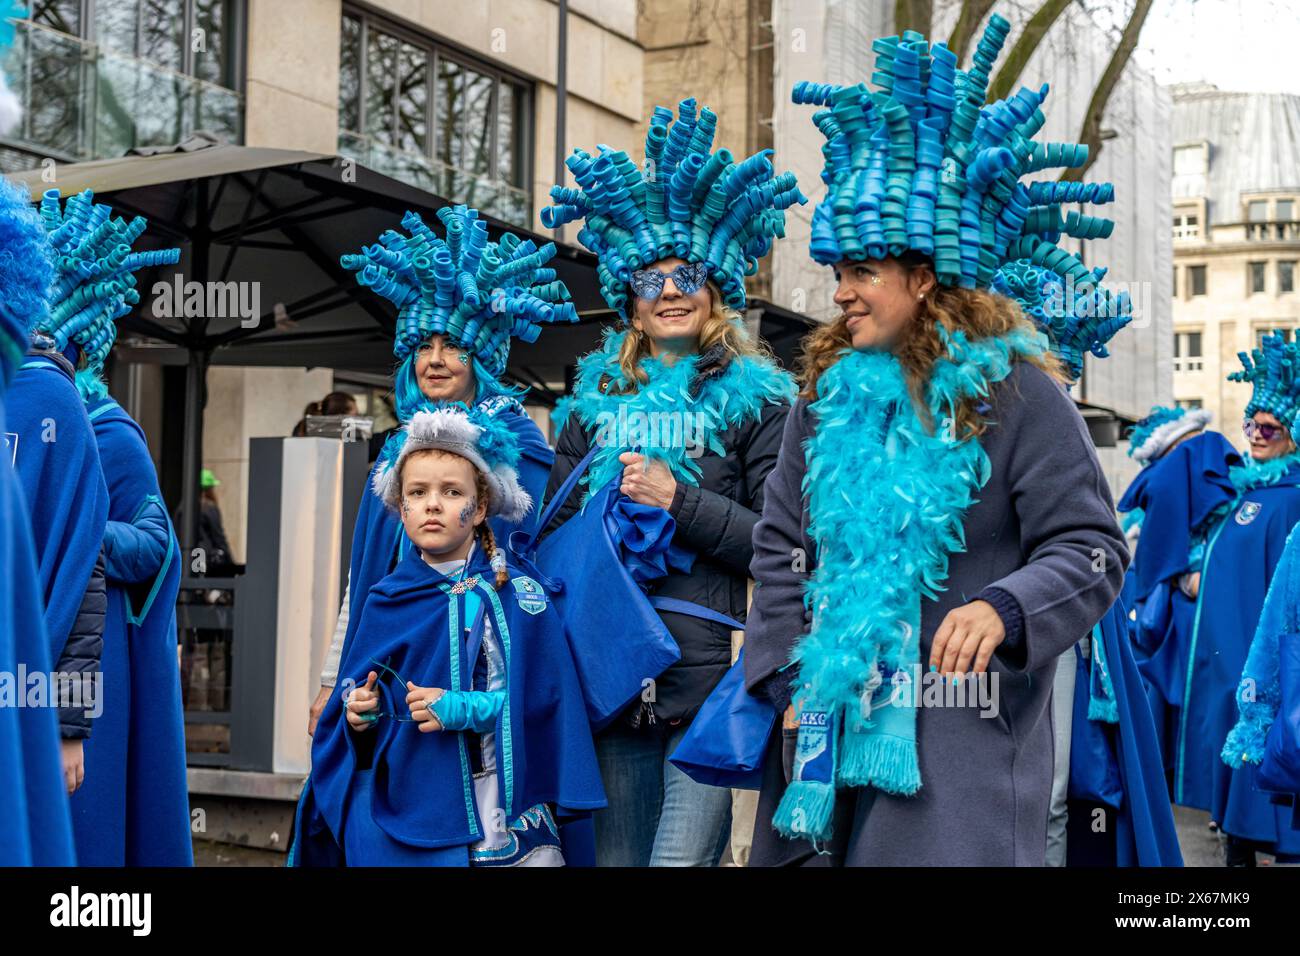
top-left (797, 256), bottom-right (1066, 442)
top-left (617, 281), bottom-right (775, 388)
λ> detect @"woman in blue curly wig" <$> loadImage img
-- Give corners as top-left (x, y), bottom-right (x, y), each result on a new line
top-left (742, 16), bottom-right (1131, 867)
top-left (307, 205), bottom-right (578, 735)
top-left (538, 96), bottom-right (804, 866)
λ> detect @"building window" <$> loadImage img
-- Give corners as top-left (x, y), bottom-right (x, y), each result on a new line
top-left (1188, 265), bottom-right (1207, 297)
top-left (1249, 261), bottom-right (1267, 294)
top-left (1176, 398), bottom-right (1204, 410)
top-left (1173, 209), bottom-right (1200, 241)
top-left (338, 9), bottom-right (532, 228)
top-left (1279, 199), bottom-right (1295, 222)
top-left (1174, 331), bottom-right (1203, 373)
top-left (1172, 265), bottom-right (1179, 298)
top-left (1281, 261), bottom-right (1295, 294)
top-left (1, 1), bottom-right (244, 172)
top-left (1257, 328), bottom-right (1294, 348)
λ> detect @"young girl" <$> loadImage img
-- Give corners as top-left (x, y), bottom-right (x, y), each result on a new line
top-left (294, 406), bottom-right (605, 866)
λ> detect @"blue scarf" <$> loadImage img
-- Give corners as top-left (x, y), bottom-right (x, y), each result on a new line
top-left (553, 327), bottom-right (795, 503)
top-left (773, 324), bottom-right (1050, 843)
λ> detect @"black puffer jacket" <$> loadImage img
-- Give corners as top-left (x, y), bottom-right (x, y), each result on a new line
top-left (57, 549), bottom-right (106, 739)
top-left (542, 350), bottom-right (790, 725)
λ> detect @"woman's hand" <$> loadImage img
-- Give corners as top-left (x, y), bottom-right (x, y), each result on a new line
top-left (929, 599), bottom-right (1006, 679)
top-left (345, 671), bottom-right (380, 732)
top-left (308, 684), bottom-right (331, 737)
top-left (618, 452), bottom-right (677, 510)
top-left (406, 681), bottom-right (446, 733)
top-left (1179, 572), bottom-right (1200, 599)
top-left (61, 739), bottom-right (85, 795)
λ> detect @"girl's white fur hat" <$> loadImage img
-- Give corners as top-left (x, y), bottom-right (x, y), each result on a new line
top-left (372, 406), bottom-right (531, 523)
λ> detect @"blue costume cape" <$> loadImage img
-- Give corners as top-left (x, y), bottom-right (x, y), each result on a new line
top-left (0, 396), bottom-right (76, 865)
top-left (1175, 457), bottom-right (1300, 855)
top-left (337, 407), bottom-right (552, 670)
top-left (294, 545), bottom-right (605, 865)
top-left (1067, 600), bottom-right (1184, 866)
top-left (1117, 431), bottom-right (1241, 599)
top-left (68, 398), bottom-right (192, 866)
top-left (1116, 431), bottom-right (1241, 775)
top-left (7, 354), bottom-right (109, 661)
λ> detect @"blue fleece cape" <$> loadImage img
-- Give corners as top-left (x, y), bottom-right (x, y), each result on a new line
top-left (298, 545), bottom-right (604, 865)
top-left (7, 355), bottom-right (109, 661)
top-left (0, 396), bottom-right (77, 865)
top-left (1117, 431), bottom-right (1241, 600)
top-left (1175, 460), bottom-right (1300, 854)
top-left (337, 407), bottom-right (552, 671)
top-left (67, 398), bottom-right (191, 866)
top-left (1067, 600), bottom-right (1184, 866)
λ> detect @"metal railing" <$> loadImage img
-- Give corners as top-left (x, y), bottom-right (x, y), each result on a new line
top-left (338, 129), bottom-right (531, 229)
top-left (0, 19), bottom-right (242, 167)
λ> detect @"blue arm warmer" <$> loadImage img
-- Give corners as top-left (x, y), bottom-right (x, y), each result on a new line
top-left (431, 689), bottom-right (505, 733)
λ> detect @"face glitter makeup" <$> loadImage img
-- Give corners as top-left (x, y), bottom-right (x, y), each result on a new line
top-left (458, 498), bottom-right (477, 527)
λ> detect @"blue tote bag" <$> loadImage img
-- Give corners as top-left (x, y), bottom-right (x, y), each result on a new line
top-left (668, 647), bottom-right (776, 790)
top-left (511, 447), bottom-right (684, 730)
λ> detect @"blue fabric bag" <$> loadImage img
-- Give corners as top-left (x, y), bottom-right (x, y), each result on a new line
top-left (1067, 641), bottom-right (1123, 809)
top-left (510, 447), bottom-right (686, 730)
top-left (668, 647), bottom-right (775, 789)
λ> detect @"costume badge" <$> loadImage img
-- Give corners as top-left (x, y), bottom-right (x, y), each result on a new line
top-left (3, 432), bottom-right (15, 467)
top-left (1235, 500), bottom-right (1262, 526)
top-left (510, 575), bottom-right (547, 615)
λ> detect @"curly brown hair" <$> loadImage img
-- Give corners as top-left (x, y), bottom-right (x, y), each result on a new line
top-left (797, 256), bottom-right (1067, 441)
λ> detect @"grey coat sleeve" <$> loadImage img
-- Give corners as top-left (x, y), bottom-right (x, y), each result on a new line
top-left (985, 364), bottom-right (1130, 673)
top-left (743, 399), bottom-right (814, 709)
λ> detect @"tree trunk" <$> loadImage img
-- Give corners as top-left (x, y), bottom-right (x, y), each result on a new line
top-left (1062, 0), bottom-right (1157, 181)
top-left (947, 0), bottom-right (999, 66)
top-left (894, 0), bottom-right (933, 36)
top-left (987, 0), bottom-right (1073, 103)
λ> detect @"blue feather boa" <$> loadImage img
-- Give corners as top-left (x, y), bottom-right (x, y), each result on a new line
top-left (773, 323), bottom-right (1050, 842)
top-left (553, 327), bottom-right (795, 502)
top-left (1228, 449), bottom-right (1300, 495)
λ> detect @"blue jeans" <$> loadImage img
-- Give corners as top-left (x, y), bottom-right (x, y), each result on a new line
top-left (593, 720), bottom-right (732, 866)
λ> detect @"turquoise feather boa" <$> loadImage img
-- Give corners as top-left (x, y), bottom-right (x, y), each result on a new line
top-left (553, 326), bottom-right (795, 502)
top-left (773, 323), bottom-right (1050, 842)
top-left (1228, 449), bottom-right (1300, 495)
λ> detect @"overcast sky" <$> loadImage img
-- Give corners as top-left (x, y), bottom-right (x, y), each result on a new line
top-left (1129, 0), bottom-right (1300, 94)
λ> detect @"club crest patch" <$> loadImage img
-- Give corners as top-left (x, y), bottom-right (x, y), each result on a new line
top-left (1235, 500), bottom-right (1262, 526)
top-left (3, 432), bottom-right (15, 467)
top-left (510, 575), bottom-right (547, 615)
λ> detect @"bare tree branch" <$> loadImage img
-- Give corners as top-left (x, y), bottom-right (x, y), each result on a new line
top-left (947, 0), bottom-right (999, 66)
top-left (894, 0), bottom-right (934, 36)
top-left (1062, 0), bottom-right (1156, 181)
top-left (987, 0), bottom-right (1073, 102)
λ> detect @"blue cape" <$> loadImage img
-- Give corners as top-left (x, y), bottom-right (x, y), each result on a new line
top-left (0, 395), bottom-right (76, 865)
top-left (69, 398), bottom-right (191, 866)
top-left (298, 545), bottom-right (604, 864)
top-left (1176, 463), bottom-right (1300, 854)
top-left (7, 355), bottom-right (109, 660)
top-left (337, 408), bottom-right (553, 670)
top-left (1117, 431), bottom-right (1241, 600)
top-left (1067, 600), bottom-right (1184, 866)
